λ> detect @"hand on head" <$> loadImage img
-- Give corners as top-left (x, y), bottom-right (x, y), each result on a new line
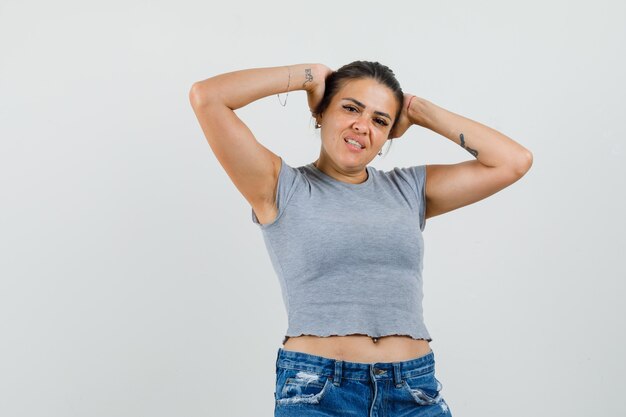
top-left (389, 93), bottom-right (416, 139)
top-left (306, 64), bottom-right (334, 124)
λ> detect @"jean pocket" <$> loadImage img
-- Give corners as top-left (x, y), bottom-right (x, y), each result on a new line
top-left (275, 367), bottom-right (332, 406)
top-left (401, 370), bottom-right (444, 406)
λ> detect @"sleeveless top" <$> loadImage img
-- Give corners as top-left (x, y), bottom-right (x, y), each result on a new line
top-left (251, 157), bottom-right (432, 345)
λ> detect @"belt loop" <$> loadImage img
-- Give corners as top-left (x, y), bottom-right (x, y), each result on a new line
top-left (275, 348), bottom-right (280, 371)
top-left (333, 360), bottom-right (343, 387)
top-left (393, 362), bottom-right (402, 387)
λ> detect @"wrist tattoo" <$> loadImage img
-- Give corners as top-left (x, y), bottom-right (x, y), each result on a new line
top-left (303, 68), bottom-right (313, 89)
top-left (459, 133), bottom-right (479, 157)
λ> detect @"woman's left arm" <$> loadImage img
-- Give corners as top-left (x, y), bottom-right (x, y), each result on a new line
top-left (400, 95), bottom-right (533, 221)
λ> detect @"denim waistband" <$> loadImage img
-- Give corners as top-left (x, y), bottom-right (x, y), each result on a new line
top-left (276, 347), bottom-right (436, 383)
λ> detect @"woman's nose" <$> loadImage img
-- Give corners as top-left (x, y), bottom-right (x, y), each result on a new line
top-left (353, 114), bottom-right (368, 132)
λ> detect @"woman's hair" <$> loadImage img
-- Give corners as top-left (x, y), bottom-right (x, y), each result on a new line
top-left (313, 60), bottom-right (404, 156)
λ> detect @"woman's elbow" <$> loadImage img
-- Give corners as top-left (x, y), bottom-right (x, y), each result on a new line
top-left (189, 81), bottom-right (222, 107)
top-left (514, 149), bottom-right (533, 177)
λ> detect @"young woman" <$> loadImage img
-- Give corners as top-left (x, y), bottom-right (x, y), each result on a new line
top-left (189, 61), bottom-right (532, 416)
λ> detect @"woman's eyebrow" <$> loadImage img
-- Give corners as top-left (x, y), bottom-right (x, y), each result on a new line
top-left (342, 97), bottom-right (391, 120)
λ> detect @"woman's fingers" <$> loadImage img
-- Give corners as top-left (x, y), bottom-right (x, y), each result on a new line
top-left (306, 64), bottom-right (334, 120)
top-left (389, 93), bottom-right (415, 139)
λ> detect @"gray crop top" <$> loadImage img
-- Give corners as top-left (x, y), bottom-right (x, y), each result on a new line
top-left (251, 157), bottom-right (432, 345)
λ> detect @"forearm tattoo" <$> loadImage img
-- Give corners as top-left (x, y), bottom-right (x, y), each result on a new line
top-left (459, 133), bottom-right (479, 157)
top-left (303, 68), bottom-right (313, 89)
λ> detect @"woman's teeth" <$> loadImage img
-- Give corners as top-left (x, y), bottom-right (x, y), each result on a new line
top-left (345, 138), bottom-right (363, 149)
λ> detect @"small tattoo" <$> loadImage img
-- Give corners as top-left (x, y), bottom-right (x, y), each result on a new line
top-left (459, 133), bottom-right (478, 157)
top-left (303, 68), bottom-right (313, 89)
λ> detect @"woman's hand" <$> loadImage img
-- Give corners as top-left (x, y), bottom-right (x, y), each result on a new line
top-left (306, 64), bottom-right (334, 123)
top-left (389, 93), bottom-right (416, 139)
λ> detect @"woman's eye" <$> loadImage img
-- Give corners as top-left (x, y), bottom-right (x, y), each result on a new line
top-left (343, 105), bottom-right (387, 126)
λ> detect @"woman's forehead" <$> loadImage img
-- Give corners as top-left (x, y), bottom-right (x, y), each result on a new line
top-left (334, 78), bottom-right (397, 113)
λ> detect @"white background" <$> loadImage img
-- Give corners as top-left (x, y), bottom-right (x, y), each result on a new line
top-left (1, 1), bottom-right (624, 416)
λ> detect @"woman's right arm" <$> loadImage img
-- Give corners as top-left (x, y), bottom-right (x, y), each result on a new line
top-left (188, 64), bottom-right (327, 217)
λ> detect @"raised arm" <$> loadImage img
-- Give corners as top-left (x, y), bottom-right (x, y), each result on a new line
top-left (188, 64), bottom-right (328, 222)
top-left (396, 94), bottom-right (533, 221)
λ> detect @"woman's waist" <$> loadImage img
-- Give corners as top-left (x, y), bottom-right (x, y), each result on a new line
top-left (282, 334), bottom-right (432, 364)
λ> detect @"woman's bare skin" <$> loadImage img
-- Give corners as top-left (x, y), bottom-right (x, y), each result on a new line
top-left (190, 63), bottom-right (532, 366)
top-left (283, 334), bottom-right (432, 363)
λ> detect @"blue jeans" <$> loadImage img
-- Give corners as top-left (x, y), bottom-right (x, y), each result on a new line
top-left (274, 347), bottom-right (452, 417)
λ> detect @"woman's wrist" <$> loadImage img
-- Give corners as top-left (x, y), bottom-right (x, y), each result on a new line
top-left (275, 64), bottom-right (318, 107)
top-left (306, 63), bottom-right (332, 93)
top-left (285, 63), bottom-right (320, 93)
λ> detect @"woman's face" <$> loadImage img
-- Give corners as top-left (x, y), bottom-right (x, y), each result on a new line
top-left (318, 78), bottom-right (399, 169)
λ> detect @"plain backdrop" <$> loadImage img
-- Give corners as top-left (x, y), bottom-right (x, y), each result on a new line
top-left (1, 1), bottom-right (625, 416)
